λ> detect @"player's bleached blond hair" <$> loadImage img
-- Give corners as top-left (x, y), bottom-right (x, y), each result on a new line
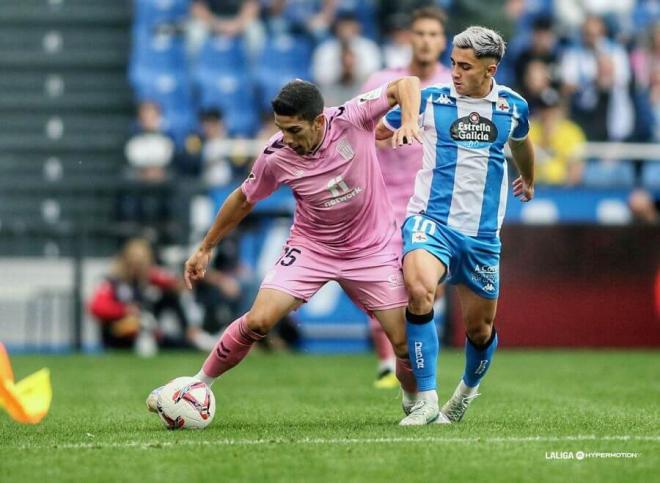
top-left (452, 26), bottom-right (506, 62)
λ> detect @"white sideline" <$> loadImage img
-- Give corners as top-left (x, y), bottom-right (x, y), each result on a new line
top-left (13, 435), bottom-right (660, 451)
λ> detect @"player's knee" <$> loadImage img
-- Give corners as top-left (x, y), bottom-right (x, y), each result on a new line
top-left (466, 322), bottom-right (493, 347)
top-left (390, 338), bottom-right (408, 359)
top-left (244, 310), bottom-right (276, 336)
top-left (405, 280), bottom-right (435, 313)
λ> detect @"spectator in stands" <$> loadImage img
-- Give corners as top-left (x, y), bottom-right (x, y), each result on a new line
top-left (554, 0), bottom-right (636, 38)
top-left (124, 101), bottom-right (174, 183)
top-left (382, 16), bottom-right (413, 69)
top-left (652, 63), bottom-right (660, 142)
top-left (560, 15), bottom-right (634, 141)
top-left (529, 88), bottom-right (586, 186)
top-left (513, 16), bottom-right (561, 93)
top-left (88, 238), bottom-right (216, 353)
top-left (630, 22), bottom-right (660, 142)
top-left (318, 41), bottom-right (363, 106)
top-left (630, 22), bottom-right (660, 90)
top-left (378, 1), bottom-right (449, 41)
top-left (120, 101), bottom-right (177, 243)
top-left (190, 0), bottom-right (260, 37)
top-left (521, 59), bottom-right (553, 112)
top-left (187, 0), bottom-right (261, 55)
top-left (449, 0), bottom-right (525, 42)
top-left (312, 13), bottom-right (382, 88)
top-left (185, 109), bottom-right (234, 186)
top-left (261, 0), bottom-right (337, 40)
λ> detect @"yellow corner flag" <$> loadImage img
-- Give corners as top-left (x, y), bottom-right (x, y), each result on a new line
top-left (0, 342), bottom-right (52, 424)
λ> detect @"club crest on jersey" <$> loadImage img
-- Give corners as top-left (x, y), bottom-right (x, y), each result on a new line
top-left (450, 111), bottom-right (498, 148)
top-left (412, 232), bottom-right (427, 243)
top-left (336, 137), bottom-right (355, 160)
top-left (496, 97), bottom-right (510, 112)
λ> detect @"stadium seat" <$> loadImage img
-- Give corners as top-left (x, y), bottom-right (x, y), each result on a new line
top-left (134, 71), bottom-right (193, 114)
top-left (198, 74), bottom-right (259, 137)
top-left (129, 31), bottom-right (187, 88)
top-left (133, 0), bottom-right (190, 33)
top-left (641, 162), bottom-right (660, 189)
top-left (193, 35), bottom-right (249, 85)
top-left (336, 0), bottom-right (379, 40)
top-left (255, 35), bottom-right (313, 111)
top-left (162, 106), bottom-right (197, 147)
top-left (582, 159), bottom-right (635, 188)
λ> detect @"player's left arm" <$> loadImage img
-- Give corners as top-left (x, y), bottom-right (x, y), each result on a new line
top-left (509, 136), bottom-right (535, 202)
top-left (508, 96), bottom-right (534, 202)
top-left (383, 76), bottom-right (422, 148)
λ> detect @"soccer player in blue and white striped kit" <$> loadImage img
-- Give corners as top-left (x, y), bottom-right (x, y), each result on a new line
top-left (377, 26), bottom-right (535, 425)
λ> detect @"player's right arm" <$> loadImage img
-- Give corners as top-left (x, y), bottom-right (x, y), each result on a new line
top-left (184, 188), bottom-right (255, 289)
top-left (185, 144), bottom-right (280, 289)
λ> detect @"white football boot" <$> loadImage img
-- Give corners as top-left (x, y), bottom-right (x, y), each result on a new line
top-left (399, 398), bottom-right (441, 426)
top-left (440, 380), bottom-right (480, 423)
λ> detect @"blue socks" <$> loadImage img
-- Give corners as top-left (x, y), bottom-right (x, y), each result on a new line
top-left (406, 309), bottom-right (438, 391)
top-left (463, 328), bottom-right (498, 388)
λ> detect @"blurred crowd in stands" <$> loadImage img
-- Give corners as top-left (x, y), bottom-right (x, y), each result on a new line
top-left (126, 0), bottom-right (659, 192)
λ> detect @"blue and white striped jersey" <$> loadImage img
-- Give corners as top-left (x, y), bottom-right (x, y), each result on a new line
top-left (384, 80), bottom-right (529, 238)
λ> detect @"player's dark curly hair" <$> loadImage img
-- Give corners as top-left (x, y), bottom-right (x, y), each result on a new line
top-left (271, 80), bottom-right (324, 122)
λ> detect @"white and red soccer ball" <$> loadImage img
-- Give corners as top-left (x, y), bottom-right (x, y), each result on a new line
top-left (156, 377), bottom-right (216, 430)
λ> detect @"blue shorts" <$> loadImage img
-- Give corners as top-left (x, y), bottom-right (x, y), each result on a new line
top-left (401, 214), bottom-right (501, 299)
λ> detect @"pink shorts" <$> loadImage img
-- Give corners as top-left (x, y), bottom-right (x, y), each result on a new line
top-left (260, 244), bottom-right (408, 312)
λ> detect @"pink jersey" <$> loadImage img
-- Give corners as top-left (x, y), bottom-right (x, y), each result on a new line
top-left (242, 83), bottom-right (397, 258)
top-left (361, 65), bottom-right (451, 224)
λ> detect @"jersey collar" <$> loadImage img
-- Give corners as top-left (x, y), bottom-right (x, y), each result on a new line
top-left (304, 112), bottom-right (330, 159)
top-left (450, 79), bottom-right (499, 102)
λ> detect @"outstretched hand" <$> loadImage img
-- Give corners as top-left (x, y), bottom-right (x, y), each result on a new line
top-left (391, 121), bottom-right (423, 149)
top-left (512, 176), bottom-right (534, 203)
top-left (184, 248), bottom-right (213, 290)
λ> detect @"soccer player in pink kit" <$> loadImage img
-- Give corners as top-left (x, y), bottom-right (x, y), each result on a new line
top-left (361, 7), bottom-right (452, 388)
top-left (147, 77), bottom-right (444, 425)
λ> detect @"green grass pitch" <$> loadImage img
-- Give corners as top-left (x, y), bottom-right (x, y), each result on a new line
top-left (1, 350), bottom-right (658, 482)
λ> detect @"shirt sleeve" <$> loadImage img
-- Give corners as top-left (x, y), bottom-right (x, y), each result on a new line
top-left (510, 97), bottom-right (530, 141)
top-left (241, 149), bottom-right (280, 204)
top-left (341, 82), bottom-right (393, 131)
top-left (382, 86), bottom-right (433, 131)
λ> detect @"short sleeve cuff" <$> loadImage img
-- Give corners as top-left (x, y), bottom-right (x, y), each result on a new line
top-left (382, 115), bottom-right (397, 132)
top-left (510, 133), bottom-right (528, 141)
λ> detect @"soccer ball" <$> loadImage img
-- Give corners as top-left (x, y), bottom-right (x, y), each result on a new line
top-left (156, 377), bottom-right (216, 430)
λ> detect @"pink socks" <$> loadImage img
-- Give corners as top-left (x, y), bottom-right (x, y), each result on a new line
top-left (200, 315), bottom-right (265, 380)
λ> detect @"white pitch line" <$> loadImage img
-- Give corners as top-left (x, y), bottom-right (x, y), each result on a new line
top-left (11, 435), bottom-right (660, 451)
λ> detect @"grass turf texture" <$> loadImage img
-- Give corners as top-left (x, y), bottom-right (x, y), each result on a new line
top-left (1, 350), bottom-right (658, 482)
